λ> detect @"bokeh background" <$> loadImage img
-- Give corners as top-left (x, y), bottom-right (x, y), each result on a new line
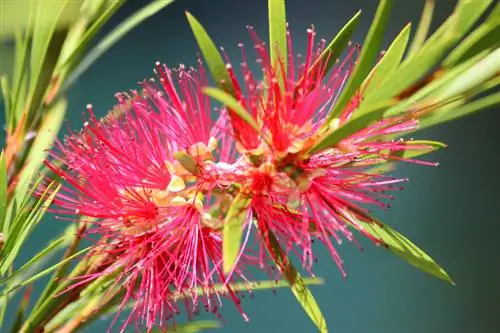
top-left (8, 0), bottom-right (500, 332)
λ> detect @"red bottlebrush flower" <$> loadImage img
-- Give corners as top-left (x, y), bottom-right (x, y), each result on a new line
top-left (218, 26), bottom-right (441, 277)
top-left (45, 63), bottom-right (265, 332)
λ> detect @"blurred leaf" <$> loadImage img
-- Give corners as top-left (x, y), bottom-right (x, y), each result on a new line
top-left (0, 246), bottom-right (89, 297)
top-left (203, 87), bottom-right (261, 133)
top-left (157, 321), bottom-right (219, 333)
top-left (362, 23), bottom-right (411, 102)
top-left (223, 192), bottom-right (251, 273)
top-left (368, 0), bottom-right (493, 104)
top-left (0, 152), bottom-right (7, 232)
top-left (345, 210), bottom-right (454, 284)
top-left (186, 12), bottom-right (234, 94)
top-left (16, 98), bottom-right (67, 193)
top-left (59, 0), bottom-right (173, 96)
top-left (437, 47), bottom-right (500, 101)
top-left (407, 0), bottom-right (435, 57)
top-left (310, 100), bottom-right (394, 155)
top-left (26, 1), bottom-right (73, 123)
top-left (0, 225), bottom-right (76, 288)
top-left (46, 275), bottom-right (323, 332)
top-left (0, 0), bottom-right (81, 41)
top-left (57, 0), bottom-right (125, 71)
top-left (263, 229), bottom-right (327, 333)
top-left (420, 90), bottom-right (500, 130)
top-left (9, 287), bottom-right (31, 333)
top-left (326, 0), bottom-right (393, 122)
top-left (444, 3), bottom-right (500, 67)
top-left (309, 11), bottom-right (361, 79)
top-left (268, 0), bottom-right (287, 82)
top-left (383, 51), bottom-right (487, 118)
top-left (9, 25), bottom-right (31, 131)
top-left (0, 181), bottom-right (60, 276)
top-left (0, 76), bottom-right (10, 113)
top-left (391, 140), bottom-right (446, 160)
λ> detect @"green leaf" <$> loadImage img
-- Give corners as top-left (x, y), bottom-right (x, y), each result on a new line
top-left (59, 0), bottom-right (174, 96)
top-left (382, 51), bottom-right (488, 118)
top-left (152, 321), bottom-right (219, 333)
top-left (56, 0), bottom-right (125, 72)
top-left (268, 0), bottom-right (287, 80)
top-left (17, 98), bottom-right (67, 187)
top-left (309, 11), bottom-right (361, 79)
top-left (0, 181), bottom-right (60, 276)
top-left (444, 3), bottom-right (500, 67)
top-left (222, 192), bottom-right (252, 273)
top-left (391, 140), bottom-right (446, 160)
top-left (437, 47), bottom-right (500, 101)
top-left (0, 226), bottom-right (76, 287)
top-left (26, 1), bottom-right (71, 122)
top-left (0, 0), bottom-right (80, 41)
top-left (9, 287), bottom-right (31, 333)
top-left (362, 23), bottom-right (411, 102)
top-left (0, 76), bottom-right (10, 114)
top-left (0, 247), bottom-right (89, 297)
top-left (367, 0), bottom-right (493, 104)
top-left (0, 152), bottom-right (7, 232)
top-left (326, 0), bottom-right (393, 122)
top-left (347, 211), bottom-right (454, 284)
top-left (10, 16), bottom-right (31, 131)
top-left (203, 87), bottom-right (261, 134)
top-left (310, 100), bottom-right (394, 155)
top-left (407, 0), bottom-right (435, 57)
top-left (263, 230), bottom-right (327, 332)
top-left (420, 90), bottom-right (500, 130)
top-left (45, 276), bottom-right (323, 332)
top-left (186, 12), bottom-right (234, 94)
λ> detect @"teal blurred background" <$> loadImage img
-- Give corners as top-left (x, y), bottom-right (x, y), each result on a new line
top-left (12, 0), bottom-right (500, 332)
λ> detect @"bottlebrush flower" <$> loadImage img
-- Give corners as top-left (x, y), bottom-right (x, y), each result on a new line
top-left (216, 26), bottom-right (442, 277)
top-left (44, 61), bottom-right (270, 332)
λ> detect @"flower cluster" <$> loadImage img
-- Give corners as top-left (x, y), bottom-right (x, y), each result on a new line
top-left (46, 27), bottom-right (438, 332)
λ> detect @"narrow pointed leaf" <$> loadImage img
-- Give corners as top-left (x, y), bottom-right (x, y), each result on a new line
top-left (437, 47), bottom-right (500, 101)
top-left (352, 214), bottom-right (453, 284)
top-left (153, 321), bottom-right (220, 333)
top-left (222, 192), bottom-right (252, 273)
top-left (268, 0), bottom-right (287, 74)
top-left (420, 91), bottom-right (500, 130)
top-left (56, 0), bottom-right (126, 72)
top-left (362, 23), bottom-right (411, 101)
top-left (0, 152), bottom-right (7, 232)
top-left (60, 0), bottom-right (174, 95)
top-left (310, 100), bottom-right (394, 155)
top-left (444, 3), bottom-right (500, 67)
top-left (368, 0), bottom-right (493, 104)
top-left (391, 140), bottom-right (446, 160)
top-left (19, 98), bottom-right (67, 182)
top-left (326, 0), bottom-right (393, 122)
top-left (0, 247), bottom-right (89, 296)
top-left (263, 230), bottom-right (327, 332)
top-left (407, 0), bottom-right (435, 57)
top-left (203, 87), bottom-right (261, 133)
top-left (309, 11), bottom-right (361, 78)
top-left (186, 12), bottom-right (234, 94)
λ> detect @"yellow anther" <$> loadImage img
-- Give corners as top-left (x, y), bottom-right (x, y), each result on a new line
top-left (170, 196), bottom-right (188, 206)
top-left (258, 161), bottom-right (276, 175)
top-left (288, 138), bottom-right (306, 153)
top-left (153, 190), bottom-right (170, 206)
top-left (167, 175), bottom-right (186, 192)
top-left (329, 118), bottom-right (341, 131)
top-left (208, 137), bottom-right (218, 151)
top-left (187, 142), bottom-right (208, 157)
